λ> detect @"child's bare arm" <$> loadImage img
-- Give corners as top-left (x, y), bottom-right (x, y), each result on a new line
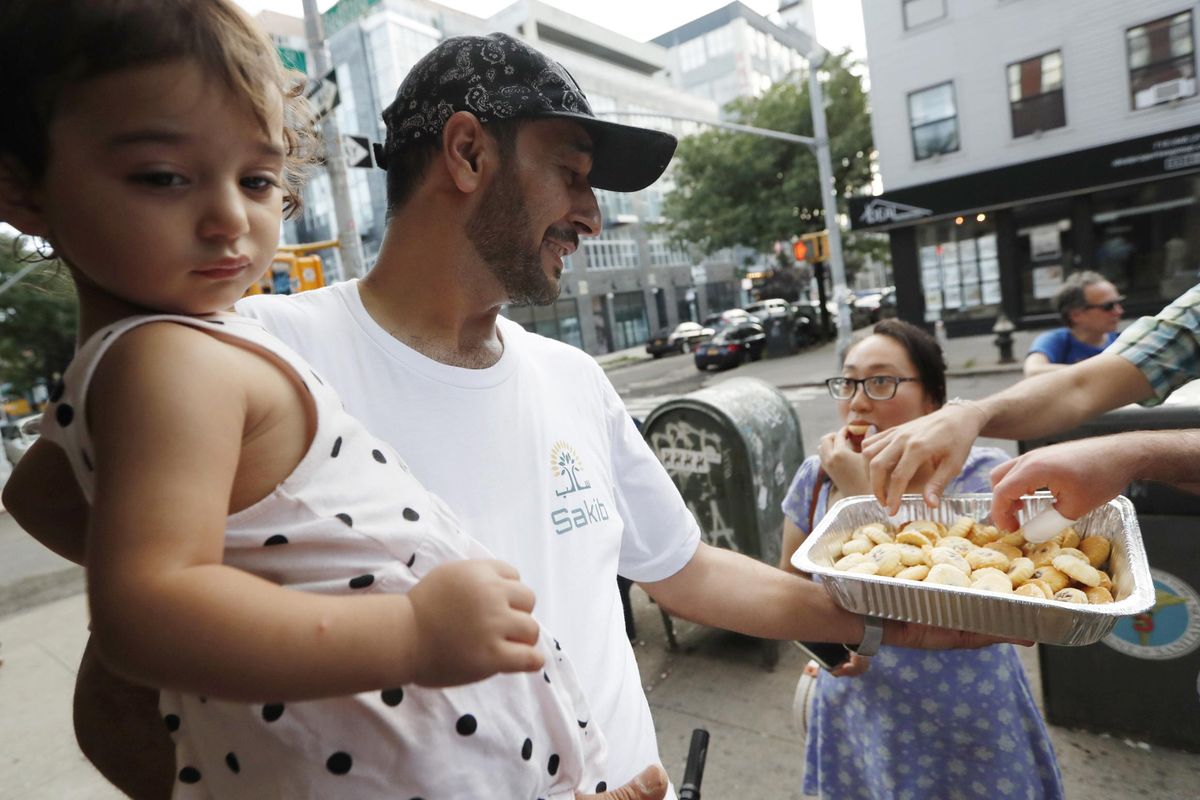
top-left (3, 438), bottom-right (89, 565)
top-left (86, 326), bottom-right (542, 702)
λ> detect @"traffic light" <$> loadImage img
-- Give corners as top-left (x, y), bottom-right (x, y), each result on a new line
top-left (800, 231), bottom-right (830, 263)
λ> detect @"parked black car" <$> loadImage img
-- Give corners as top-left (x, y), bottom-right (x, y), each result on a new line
top-left (694, 322), bottom-right (766, 370)
top-left (791, 312), bottom-right (822, 348)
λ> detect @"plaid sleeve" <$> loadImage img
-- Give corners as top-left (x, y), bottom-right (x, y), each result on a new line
top-left (1108, 284), bottom-right (1200, 406)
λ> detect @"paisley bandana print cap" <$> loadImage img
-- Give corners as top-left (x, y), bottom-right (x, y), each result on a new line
top-left (378, 32), bottom-right (677, 192)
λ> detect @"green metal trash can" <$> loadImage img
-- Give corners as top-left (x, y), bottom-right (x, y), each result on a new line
top-left (643, 377), bottom-right (804, 565)
top-left (641, 378), bottom-right (805, 666)
top-left (1020, 400), bottom-right (1200, 752)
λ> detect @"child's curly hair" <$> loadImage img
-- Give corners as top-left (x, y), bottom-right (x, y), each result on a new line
top-left (0, 0), bottom-right (319, 218)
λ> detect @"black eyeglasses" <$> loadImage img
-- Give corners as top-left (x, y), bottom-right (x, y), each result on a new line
top-left (825, 376), bottom-right (921, 401)
top-left (1083, 297), bottom-right (1125, 312)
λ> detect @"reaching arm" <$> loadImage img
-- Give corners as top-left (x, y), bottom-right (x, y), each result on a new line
top-left (1022, 352), bottom-right (1066, 377)
top-left (3, 438), bottom-right (88, 565)
top-left (640, 542), bottom-right (1015, 650)
top-left (989, 430), bottom-right (1200, 530)
top-left (863, 353), bottom-right (1153, 513)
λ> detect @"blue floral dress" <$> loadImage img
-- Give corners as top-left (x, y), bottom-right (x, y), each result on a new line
top-left (782, 448), bottom-right (1064, 799)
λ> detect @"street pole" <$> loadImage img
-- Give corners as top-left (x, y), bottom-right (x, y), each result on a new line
top-left (301, 0), bottom-right (366, 280)
top-left (804, 46), bottom-right (853, 365)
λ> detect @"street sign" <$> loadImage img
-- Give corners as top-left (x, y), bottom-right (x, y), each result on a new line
top-left (306, 69), bottom-right (340, 122)
top-left (342, 135), bottom-right (373, 168)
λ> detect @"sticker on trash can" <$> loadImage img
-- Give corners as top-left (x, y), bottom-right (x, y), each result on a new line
top-left (1103, 568), bottom-right (1200, 660)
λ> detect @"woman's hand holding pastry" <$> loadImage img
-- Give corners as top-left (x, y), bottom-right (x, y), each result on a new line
top-left (819, 427), bottom-right (872, 497)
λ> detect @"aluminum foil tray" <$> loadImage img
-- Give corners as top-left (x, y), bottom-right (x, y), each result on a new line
top-left (792, 492), bottom-right (1155, 646)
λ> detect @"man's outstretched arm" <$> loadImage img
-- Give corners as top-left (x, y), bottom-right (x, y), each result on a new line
top-left (641, 542), bottom-right (1021, 651)
top-left (989, 430), bottom-right (1200, 530)
top-left (861, 354), bottom-right (1153, 514)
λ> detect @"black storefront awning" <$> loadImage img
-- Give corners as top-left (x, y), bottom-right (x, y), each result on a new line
top-left (849, 123), bottom-right (1200, 232)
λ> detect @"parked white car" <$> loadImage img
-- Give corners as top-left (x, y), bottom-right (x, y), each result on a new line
top-left (3, 414), bottom-right (41, 467)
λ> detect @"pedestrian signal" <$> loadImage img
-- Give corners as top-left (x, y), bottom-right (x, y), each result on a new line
top-left (792, 240), bottom-right (807, 262)
top-left (800, 231), bottom-right (830, 263)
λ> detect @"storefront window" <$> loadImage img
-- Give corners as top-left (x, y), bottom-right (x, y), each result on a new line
top-left (611, 291), bottom-right (649, 350)
top-left (704, 280), bottom-right (739, 314)
top-left (1012, 201), bottom-right (1074, 318)
top-left (504, 298), bottom-right (583, 350)
top-left (916, 218), bottom-right (1001, 323)
top-left (1092, 175), bottom-right (1200, 307)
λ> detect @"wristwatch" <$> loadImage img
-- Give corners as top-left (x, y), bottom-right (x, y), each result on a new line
top-left (847, 615), bottom-right (885, 657)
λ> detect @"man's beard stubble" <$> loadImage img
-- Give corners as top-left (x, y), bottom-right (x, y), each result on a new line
top-left (466, 161), bottom-right (574, 307)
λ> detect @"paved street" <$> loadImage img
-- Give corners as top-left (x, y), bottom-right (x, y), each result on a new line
top-left (2, 330), bottom-right (1198, 797)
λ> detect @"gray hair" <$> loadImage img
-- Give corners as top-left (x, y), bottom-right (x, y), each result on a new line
top-left (1054, 270), bottom-right (1108, 324)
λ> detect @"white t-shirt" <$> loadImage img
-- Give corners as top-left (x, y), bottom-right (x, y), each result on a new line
top-left (238, 280), bottom-right (701, 792)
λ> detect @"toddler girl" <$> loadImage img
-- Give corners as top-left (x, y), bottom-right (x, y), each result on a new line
top-left (0, 1), bottom-right (607, 796)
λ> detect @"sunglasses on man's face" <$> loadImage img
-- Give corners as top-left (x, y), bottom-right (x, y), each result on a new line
top-left (1083, 297), bottom-right (1125, 312)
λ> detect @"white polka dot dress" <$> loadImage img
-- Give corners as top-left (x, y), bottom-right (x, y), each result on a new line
top-left (41, 314), bottom-right (609, 799)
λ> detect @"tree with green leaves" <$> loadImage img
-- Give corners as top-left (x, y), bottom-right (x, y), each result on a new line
top-left (0, 234), bottom-right (76, 397)
top-left (661, 50), bottom-right (881, 277)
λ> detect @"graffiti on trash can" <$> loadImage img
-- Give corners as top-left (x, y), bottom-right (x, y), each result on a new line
top-left (647, 418), bottom-right (740, 553)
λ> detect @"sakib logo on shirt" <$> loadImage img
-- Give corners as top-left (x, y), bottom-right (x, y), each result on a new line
top-left (549, 441), bottom-right (609, 534)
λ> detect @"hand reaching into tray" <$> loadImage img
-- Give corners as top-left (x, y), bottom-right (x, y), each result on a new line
top-left (989, 431), bottom-right (1200, 532)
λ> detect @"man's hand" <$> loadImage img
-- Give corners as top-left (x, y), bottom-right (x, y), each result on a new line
top-left (882, 619), bottom-right (1029, 650)
top-left (862, 403), bottom-right (987, 514)
top-left (407, 559), bottom-right (544, 687)
top-left (988, 437), bottom-right (1136, 531)
top-left (575, 765), bottom-right (669, 800)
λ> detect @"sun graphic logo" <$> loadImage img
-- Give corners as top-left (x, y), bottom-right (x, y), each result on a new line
top-left (548, 441), bottom-right (610, 535)
top-left (550, 441), bottom-right (591, 498)
top-left (1104, 567), bottom-right (1200, 660)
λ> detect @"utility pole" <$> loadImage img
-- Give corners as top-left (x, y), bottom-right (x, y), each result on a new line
top-left (301, 0), bottom-right (366, 280)
top-left (774, 22), bottom-right (853, 365)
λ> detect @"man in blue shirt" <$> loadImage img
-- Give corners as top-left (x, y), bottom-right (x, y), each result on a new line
top-left (1024, 270), bottom-right (1123, 376)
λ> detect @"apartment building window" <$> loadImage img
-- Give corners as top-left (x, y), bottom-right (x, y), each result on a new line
top-left (1008, 51), bottom-right (1066, 138)
top-left (583, 229), bottom-right (639, 271)
top-left (649, 239), bottom-right (690, 267)
top-left (1127, 11), bottom-right (1197, 110)
top-left (678, 38), bottom-right (706, 73)
top-left (704, 26), bottom-right (734, 58)
top-left (903, 0), bottom-right (946, 30)
top-left (908, 82), bottom-right (959, 160)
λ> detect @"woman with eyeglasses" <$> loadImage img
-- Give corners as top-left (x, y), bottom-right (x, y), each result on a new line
top-left (1024, 271), bottom-right (1124, 377)
top-left (779, 319), bottom-right (1063, 800)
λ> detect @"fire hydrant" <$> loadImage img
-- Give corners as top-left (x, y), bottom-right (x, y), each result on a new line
top-left (993, 313), bottom-right (1015, 364)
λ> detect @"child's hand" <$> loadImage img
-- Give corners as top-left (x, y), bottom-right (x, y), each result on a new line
top-left (406, 559), bottom-right (545, 687)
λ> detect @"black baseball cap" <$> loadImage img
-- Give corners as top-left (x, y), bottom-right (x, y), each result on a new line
top-left (377, 32), bottom-right (677, 192)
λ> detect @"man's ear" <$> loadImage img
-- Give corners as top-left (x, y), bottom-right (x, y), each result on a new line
top-left (440, 111), bottom-right (493, 195)
top-left (0, 156), bottom-right (49, 237)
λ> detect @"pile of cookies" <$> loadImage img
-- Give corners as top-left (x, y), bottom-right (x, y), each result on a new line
top-left (831, 516), bottom-right (1116, 605)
